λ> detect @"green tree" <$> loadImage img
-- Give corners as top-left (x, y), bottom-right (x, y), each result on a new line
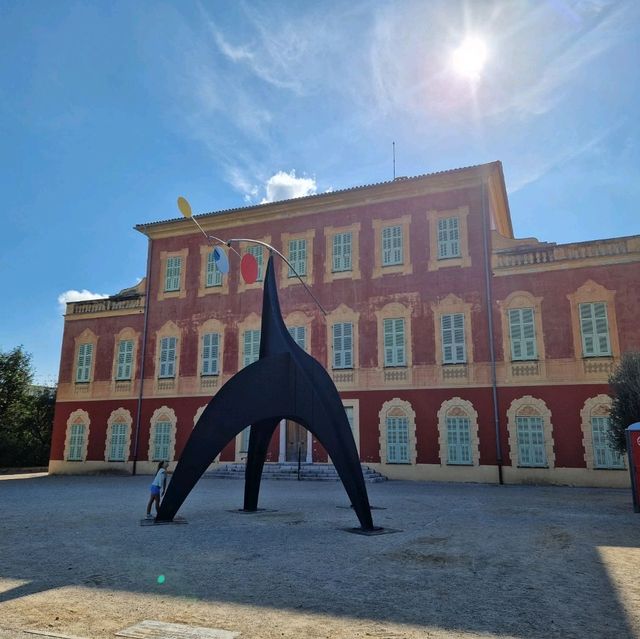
top-left (608, 352), bottom-right (640, 454)
top-left (0, 347), bottom-right (55, 467)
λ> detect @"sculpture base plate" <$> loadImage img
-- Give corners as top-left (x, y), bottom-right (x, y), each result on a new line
top-left (337, 504), bottom-right (387, 510)
top-left (140, 516), bottom-right (188, 526)
top-left (343, 526), bottom-right (401, 536)
top-left (228, 508), bottom-right (278, 514)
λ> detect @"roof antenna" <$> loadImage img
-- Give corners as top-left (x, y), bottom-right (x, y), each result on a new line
top-left (392, 141), bottom-right (396, 180)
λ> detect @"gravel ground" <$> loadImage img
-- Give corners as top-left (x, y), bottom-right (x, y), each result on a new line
top-left (0, 473), bottom-right (639, 639)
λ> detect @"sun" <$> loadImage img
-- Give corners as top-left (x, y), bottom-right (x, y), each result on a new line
top-left (452, 36), bottom-right (488, 81)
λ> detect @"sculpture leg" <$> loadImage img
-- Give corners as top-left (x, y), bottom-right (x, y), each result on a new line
top-left (243, 418), bottom-right (280, 511)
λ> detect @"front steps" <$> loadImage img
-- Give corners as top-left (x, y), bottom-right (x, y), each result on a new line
top-left (205, 462), bottom-right (387, 482)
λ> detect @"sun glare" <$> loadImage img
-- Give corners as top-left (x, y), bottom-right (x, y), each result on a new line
top-left (452, 36), bottom-right (488, 81)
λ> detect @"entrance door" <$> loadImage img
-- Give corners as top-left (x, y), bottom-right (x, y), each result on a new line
top-left (285, 420), bottom-right (307, 462)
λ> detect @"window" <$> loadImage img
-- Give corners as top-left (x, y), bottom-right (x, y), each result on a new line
top-left (386, 415), bottom-right (409, 463)
top-left (508, 308), bottom-right (537, 360)
top-left (332, 322), bottom-right (353, 369)
top-left (441, 313), bottom-right (466, 364)
top-left (446, 416), bottom-right (472, 465)
top-left (288, 239), bottom-right (307, 277)
top-left (383, 318), bottom-right (406, 367)
top-left (68, 423), bottom-right (85, 461)
top-left (116, 339), bottom-right (134, 380)
top-left (382, 225), bottom-right (403, 266)
top-left (516, 416), bottom-right (547, 467)
top-left (153, 421), bottom-right (171, 461)
top-left (76, 343), bottom-right (93, 382)
top-left (437, 216), bottom-right (460, 259)
top-left (247, 245), bottom-right (264, 281)
top-left (332, 232), bottom-right (352, 272)
top-left (580, 302), bottom-right (611, 356)
top-left (202, 333), bottom-right (220, 376)
top-left (243, 329), bottom-right (261, 367)
top-left (288, 326), bottom-right (306, 350)
top-left (108, 423), bottom-right (127, 461)
top-left (159, 337), bottom-right (177, 378)
top-left (164, 256), bottom-right (182, 292)
top-left (206, 251), bottom-right (223, 287)
top-left (592, 416), bottom-right (624, 469)
top-left (240, 426), bottom-right (250, 453)
top-left (344, 406), bottom-right (355, 433)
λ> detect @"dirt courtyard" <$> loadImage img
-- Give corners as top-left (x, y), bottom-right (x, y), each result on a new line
top-left (0, 473), bottom-right (639, 639)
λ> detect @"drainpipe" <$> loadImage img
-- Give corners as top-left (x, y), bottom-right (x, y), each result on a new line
top-left (481, 180), bottom-right (503, 484)
top-left (132, 236), bottom-right (153, 476)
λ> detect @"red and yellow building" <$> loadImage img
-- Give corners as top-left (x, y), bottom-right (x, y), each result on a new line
top-left (50, 161), bottom-right (640, 486)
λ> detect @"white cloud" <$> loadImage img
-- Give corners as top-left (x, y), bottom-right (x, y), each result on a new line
top-left (57, 289), bottom-right (109, 312)
top-left (261, 171), bottom-right (317, 203)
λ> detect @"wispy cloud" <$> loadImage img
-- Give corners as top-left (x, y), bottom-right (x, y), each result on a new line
top-left (507, 121), bottom-right (620, 193)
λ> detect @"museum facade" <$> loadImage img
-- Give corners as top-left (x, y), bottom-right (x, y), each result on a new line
top-left (49, 161), bottom-right (640, 486)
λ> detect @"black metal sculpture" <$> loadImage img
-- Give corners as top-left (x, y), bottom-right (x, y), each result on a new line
top-left (156, 254), bottom-right (375, 531)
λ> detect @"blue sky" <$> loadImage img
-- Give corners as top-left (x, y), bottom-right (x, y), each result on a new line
top-left (1, 0), bottom-right (639, 384)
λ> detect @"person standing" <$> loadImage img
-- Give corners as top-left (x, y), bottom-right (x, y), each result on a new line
top-left (146, 460), bottom-right (167, 519)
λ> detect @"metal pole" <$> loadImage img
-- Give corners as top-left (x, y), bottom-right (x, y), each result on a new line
top-left (132, 237), bottom-right (152, 476)
top-left (481, 180), bottom-right (503, 485)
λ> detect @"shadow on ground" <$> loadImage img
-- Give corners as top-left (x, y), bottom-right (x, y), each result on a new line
top-left (0, 475), bottom-right (638, 638)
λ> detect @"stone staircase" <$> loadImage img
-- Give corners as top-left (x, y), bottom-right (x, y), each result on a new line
top-left (205, 462), bottom-right (387, 482)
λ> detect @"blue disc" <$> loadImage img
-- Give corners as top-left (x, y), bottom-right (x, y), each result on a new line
top-left (213, 246), bottom-right (229, 273)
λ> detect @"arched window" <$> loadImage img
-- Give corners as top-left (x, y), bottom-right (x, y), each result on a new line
top-left (105, 408), bottom-right (133, 462)
top-left (148, 407), bottom-right (177, 462)
top-left (65, 409), bottom-right (90, 462)
top-left (437, 398), bottom-right (480, 466)
top-left (580, 395), bottom-right (625, 470)
top-left (378, 399), bottom-right (417, 465)
top-left (507, 397), bottom-right (555, 469)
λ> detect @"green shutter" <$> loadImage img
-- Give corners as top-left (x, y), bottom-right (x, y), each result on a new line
top-left (387, 416), bottom-right (409, 463)
top-left (509, 308), bottom-right (537, 361)
top-left (441, 314), bottom-right (465, 363)
top-left (580, 303), bottom-right (611, 356)
top-left (202, 333), bottom-right (220, 375)
top-left (516, 416), bottom-right (546, 467)
top-left (76, 343), bottom-right (93, 382)
top-left (165, 256), bottom-right (182, 292)
top-left (383, 318), bottom-right (405, 366)
top-left (116, 339), bottom-right (134, 380)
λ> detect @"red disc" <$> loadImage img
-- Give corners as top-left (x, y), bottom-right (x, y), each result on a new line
top-left (241, 253), bottom-right (259, 284)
